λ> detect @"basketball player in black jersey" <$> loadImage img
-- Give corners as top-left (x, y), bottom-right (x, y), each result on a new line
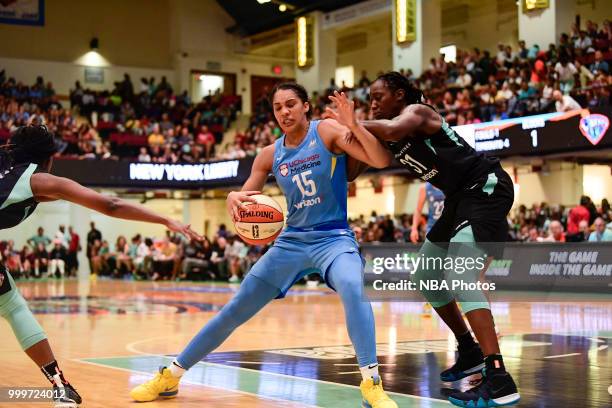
top-left (0, 124), bottom-right (201, 408)
top-left (343, 72), bottom-right (520, 407)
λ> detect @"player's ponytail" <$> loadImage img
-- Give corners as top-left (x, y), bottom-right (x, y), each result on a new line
top-left (375, 72), bottom-right (424, 105)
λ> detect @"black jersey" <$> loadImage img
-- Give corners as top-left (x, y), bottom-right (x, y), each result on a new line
top-left (0, 162), bottom-right (39, 230)
top-left (387, 117), bottom-right (499, 197)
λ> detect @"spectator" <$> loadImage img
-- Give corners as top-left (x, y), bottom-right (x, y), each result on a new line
top-left (527, 44), bottom-right (540, 60)
top-left (574, 30), bottom-right (593, 52)
top-left (538, 220), bottom-right (566, 242)
top-left (553, 90), bottom-right (581, 111)
top-left (554, 55), bottom-right (578, 93)
top-left (181, 238), bottom-right (211, 280)
top-left (196, 125), bottom-right (215, 160)
top-left (137, 147), bottom-right (151, 162)
top-left (33, 242), bottom-right (49, 277)
top-left (87, 222), bottom-right (102, 273)
top-left (589, 217), bottom-right (612, 242)
top-left (151, 237), bottom-right (177, 280)
top-left (590, 50), bottom-right (609, 75)
top-left (54, 225), bottom-right (70, 249)
top-left (577, 220), bottom-right (591, 241)
top-left (567, 196), bottom-right (592, 234)
top-left (210, 237), bottom-right (228, 280)
top-left (28, 227), bottom-right (51, 249)
top-left (226, 235), bottom-right (246, 283)
top-left (518, 40), bottom-right (529, 59)
top-left (112, 236), bottom-right (132, 277)
top-left (67, 226), bottom-right (80, 276)
top-left (48, 240), bottom-right (68, 278)
top-left (455, 66), bottom-right (472, 87)
top-left (134, 237), bottom-right (154, 279)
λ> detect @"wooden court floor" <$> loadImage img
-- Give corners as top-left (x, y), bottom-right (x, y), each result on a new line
top-left (0, 279), bottom-right (610, 407)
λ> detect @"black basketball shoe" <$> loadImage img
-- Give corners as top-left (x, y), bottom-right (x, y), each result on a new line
top-left (440, 344), bottom-right (485, 382)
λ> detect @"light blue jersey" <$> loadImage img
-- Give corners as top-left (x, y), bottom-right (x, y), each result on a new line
top-left (272, 120), bottom-right (348, 230)
top-left (247, 120), bottom-right (359, 298)
top-left (425, 182), bottom-right (445, 232)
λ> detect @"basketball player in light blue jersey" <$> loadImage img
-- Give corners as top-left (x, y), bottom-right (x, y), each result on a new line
top-left (410, 183), bottom-right (445, 243)
top-left (131, 84), bottom-right (398, 408)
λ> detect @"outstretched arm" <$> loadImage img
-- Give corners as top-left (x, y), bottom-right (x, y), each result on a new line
top-left (361, 105), bottom-right (426, 141)
top-left (30, 173), bottom-right (202, 241)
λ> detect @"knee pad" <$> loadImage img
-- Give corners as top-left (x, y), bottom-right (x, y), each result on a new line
top-left (449, 226), bottom-right (490, 313)
top-left (412, 240), bottom-right (454, 308)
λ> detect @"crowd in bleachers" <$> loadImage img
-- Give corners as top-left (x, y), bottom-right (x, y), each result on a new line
top-left (0, 70), bottom-right (241, 162)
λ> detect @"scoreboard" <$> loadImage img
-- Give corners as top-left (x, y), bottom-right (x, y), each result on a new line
top-left (453, 107), bottom-right (611, 158)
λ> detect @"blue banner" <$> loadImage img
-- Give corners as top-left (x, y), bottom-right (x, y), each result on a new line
top-left (0, 0), bottom-right (44, 26)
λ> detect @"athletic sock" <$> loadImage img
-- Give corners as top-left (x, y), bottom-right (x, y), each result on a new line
top-left (41, 360), bottom-right (67, 386)
top-left (456, 330), bottom-right (477, 352)
top-left (169, 360), bottom-right (186, 378)
top-left (484, 354), bottom-right (506, 373)
top-left (359, 363), bottom-right (379, 381)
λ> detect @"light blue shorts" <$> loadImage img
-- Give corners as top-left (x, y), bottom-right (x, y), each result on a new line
top-left (248, 228), bottom-right (361, 298)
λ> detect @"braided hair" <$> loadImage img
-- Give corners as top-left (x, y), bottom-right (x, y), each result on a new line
top-left (0, 125), bottom-right (58, 172)
top-left (375, 71), bottom-right (424, 105)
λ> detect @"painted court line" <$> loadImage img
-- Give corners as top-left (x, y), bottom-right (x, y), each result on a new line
top-left (543, 353), bottom-right (581, 359)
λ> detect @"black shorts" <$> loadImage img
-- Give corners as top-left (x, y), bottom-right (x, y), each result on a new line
top-left (427, 165), bottom-right (514, 252)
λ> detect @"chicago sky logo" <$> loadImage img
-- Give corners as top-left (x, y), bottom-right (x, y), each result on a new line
top-left (579, 113), bottom-right (609, 146)
top-left (279, 163), bottom-right (289, 177)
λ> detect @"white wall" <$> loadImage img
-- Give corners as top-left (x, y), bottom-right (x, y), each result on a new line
top-left (512, 162), bottom-right (585, 207)
top-left (583, 165), bottom-right (612, 204)
top-left (443, 1), bottom-right (518, 52)
top-left (337, 24), bottom-right (392, 78)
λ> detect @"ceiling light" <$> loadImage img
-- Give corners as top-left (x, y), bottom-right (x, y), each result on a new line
top-left (279, 4), bottom-right (287, 12)
top-left (257, 0), bottom-right (271, 4)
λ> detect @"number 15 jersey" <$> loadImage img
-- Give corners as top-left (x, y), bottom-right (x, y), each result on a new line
top-left (272, 120), bottom-right (348, 230)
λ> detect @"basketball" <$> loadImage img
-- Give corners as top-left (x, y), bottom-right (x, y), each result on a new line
top-left (233, 194), bottom-right (284, 245)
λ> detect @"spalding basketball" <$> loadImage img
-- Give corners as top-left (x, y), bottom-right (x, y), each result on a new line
top-left (234, 194), bottom-right (284, 245)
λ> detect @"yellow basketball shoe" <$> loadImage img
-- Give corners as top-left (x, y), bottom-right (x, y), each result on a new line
top-left (360, 375), bottom-right (398, 408)
top-left (130, 366), bottom-right (180, 402)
